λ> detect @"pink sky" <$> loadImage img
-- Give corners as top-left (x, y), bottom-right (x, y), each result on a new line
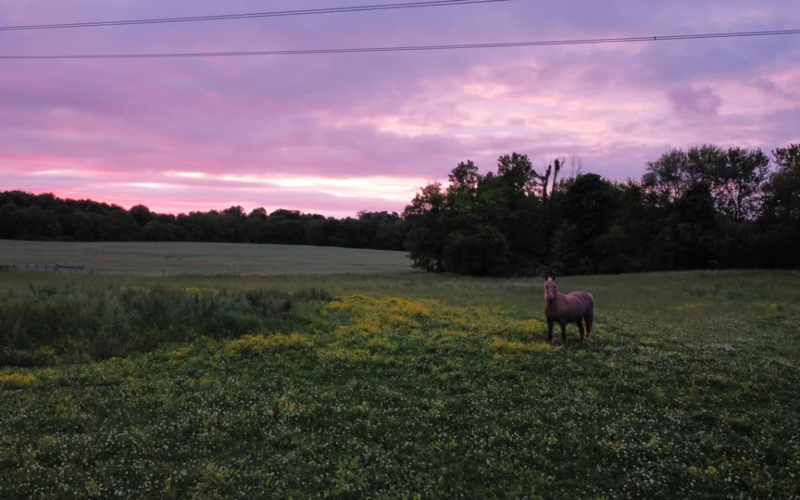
top-left (1, 0), bottom-right (799, 217)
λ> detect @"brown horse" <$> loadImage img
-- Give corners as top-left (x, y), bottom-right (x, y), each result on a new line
top-left (543, 276), bottom-right (594, 346)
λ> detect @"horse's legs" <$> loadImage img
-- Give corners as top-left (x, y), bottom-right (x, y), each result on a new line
top-left (560, 321), bottom-right (567, 347)
top-left (577, 319), bottom-right (585, 343)
top-left (547, 319), bottom-right (554, 344)
top-left (585, 310), bottom-right (594, 342)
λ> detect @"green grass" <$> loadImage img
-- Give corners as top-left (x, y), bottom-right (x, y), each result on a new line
top-left (1, 270), bottom-right (800, 498)
top-left (0, 240), bottom-right (414, 276)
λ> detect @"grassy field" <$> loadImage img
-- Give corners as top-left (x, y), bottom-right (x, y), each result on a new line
top-left (0, 240), bottom-right (414, 276)
top-left (2, 268), bottom-right (800, 498)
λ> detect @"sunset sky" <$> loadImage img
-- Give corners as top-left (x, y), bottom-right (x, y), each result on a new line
top-left (1, 0), bottom-right (799, 217)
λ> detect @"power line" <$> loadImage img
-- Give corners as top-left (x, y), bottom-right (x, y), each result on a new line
top-left (0, 0), bottom-right (508, 31)
top-left (1, 29), bottom-right (798, 60)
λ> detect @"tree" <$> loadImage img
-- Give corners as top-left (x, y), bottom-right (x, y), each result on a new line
top-left (403, 154), bottom-right (546, 275)
top-left (130, 205), bottom-right (156, 228)
top-left (548, 221), bottom-right (581, 276)
top-left (269, 220), bottom-right (307, 245)
top-left (0, 203), bottom-right (20, 239)
top-left (443, 224), bottom-right (509, 276)
top-left (673, 182), bottom-right (718, 269)
top-left (759, 144), bottom-right (800, 267)
top-left (98, 211), bottom-right (140, 241)
top-left (716, 147), bottom-right (770, 221)
top-left (20, 206), bottom-right (62, 240)
top-left (763, 144), bottom-right (800, 224)
top-left (333, 218), bottom-right (370, 249)
top-left (496, 153), bottom-right (538, 194)
top-left (403, 182), bottom-right (448, 272)
top-left (642, 148), bottom-right (691, 203)
top-left (560, 173), bottom-right (619, 273)
top-left (448, 160), bottom-right (481, 194)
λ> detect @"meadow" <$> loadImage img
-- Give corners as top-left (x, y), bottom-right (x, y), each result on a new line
top-left (0, 240), bottom-right (413, 276)
top-left (1, 261), bottom-right (800, 498)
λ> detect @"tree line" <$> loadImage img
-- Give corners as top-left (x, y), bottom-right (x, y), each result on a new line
top-left (0, 192), bottom-right (408, 251)
top-left (3, 142), bottom-right (798, 277)
top-left (403, 143), bottom-right (800, 276)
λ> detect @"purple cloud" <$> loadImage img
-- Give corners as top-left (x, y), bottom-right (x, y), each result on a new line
top-left (666, 86), bottom-right (723, 118)
top-left (1, 0), bottom-right (799, 216)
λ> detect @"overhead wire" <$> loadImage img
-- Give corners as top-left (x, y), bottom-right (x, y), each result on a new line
top-left (0, 0), bottom-right (508, 31)
top-left (1, 29), bottom-right (798, 60)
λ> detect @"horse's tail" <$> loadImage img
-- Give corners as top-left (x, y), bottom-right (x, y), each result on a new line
top-left (584, 293), bottom-right (595, 337)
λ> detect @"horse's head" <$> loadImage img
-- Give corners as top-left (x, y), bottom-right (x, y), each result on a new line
top-left (543, 276), bottom-right (557, 304)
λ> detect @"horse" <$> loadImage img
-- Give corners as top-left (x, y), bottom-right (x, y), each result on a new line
top-left (542, 276), bottom-right (594, 346)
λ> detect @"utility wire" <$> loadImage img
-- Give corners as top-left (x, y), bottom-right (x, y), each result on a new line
top-left (0, 0), bottom-right (508, 31)
top-left (1, 29), bottom-right (798, 60)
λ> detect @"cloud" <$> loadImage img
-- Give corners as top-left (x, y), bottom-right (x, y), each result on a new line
top-left (1, 0), bottom-right (799, 216)
top-left (751, 75), bottom-right (800, 102)
top-left (666, 86), bottom-right (723, 118)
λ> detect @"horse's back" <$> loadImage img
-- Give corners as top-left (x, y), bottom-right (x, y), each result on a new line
top-left (566, 291), bottom-right (594, 312)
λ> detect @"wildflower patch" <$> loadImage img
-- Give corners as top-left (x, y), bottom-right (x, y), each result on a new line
top-left (325, 295), bottom-right (549, 355)
top-left (225, 333), bottom-right (313, 357)
top-left (0, 372), bottom-right (37, 389)
top-left (489, 336), bottom-right (554, 355)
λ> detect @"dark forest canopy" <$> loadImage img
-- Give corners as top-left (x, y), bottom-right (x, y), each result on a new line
top-left (2, 142), bottom-right (799, 276)
top-left (402, 143), bottom-right (800, 276)
top-left (0, 192), bottom-right (408, 251)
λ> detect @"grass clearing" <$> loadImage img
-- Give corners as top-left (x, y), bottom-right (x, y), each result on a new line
top-left (1, 270), bottom-right (800, 498)
top-left (0, 240), bottom-right (414, 276)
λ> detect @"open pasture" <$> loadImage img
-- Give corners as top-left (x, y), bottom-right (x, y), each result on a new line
top-left (1, 269), bottom-right (800, 498)
top-left (0, 239), bottom-right (414, 276)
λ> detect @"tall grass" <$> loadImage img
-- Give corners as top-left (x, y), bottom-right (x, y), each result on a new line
top-left (0, 284), bottom-right (331, 366)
